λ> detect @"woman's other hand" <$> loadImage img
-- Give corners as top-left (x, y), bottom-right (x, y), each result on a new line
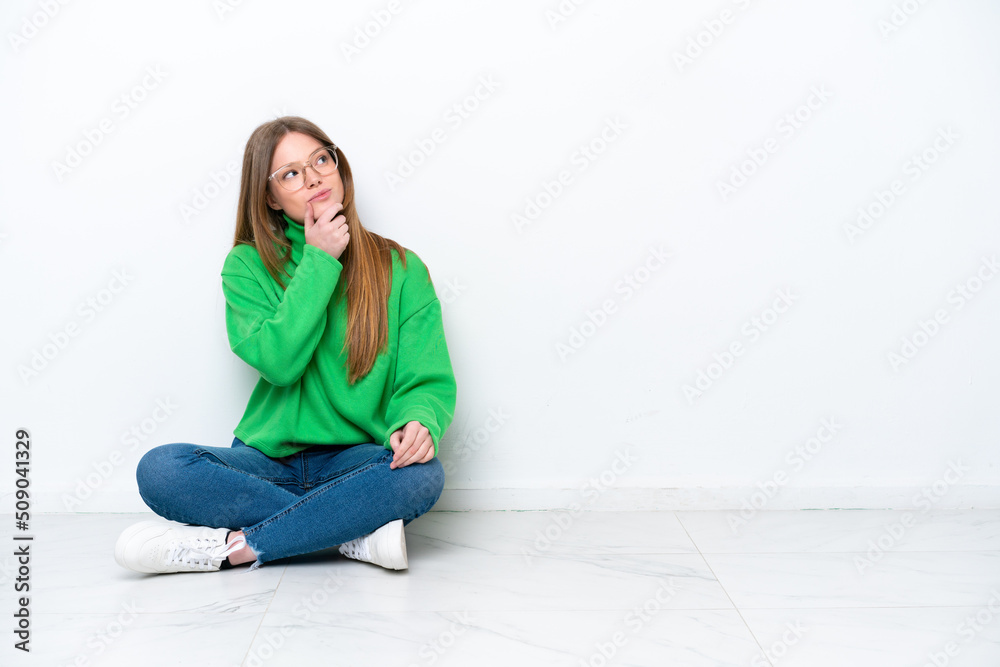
top-left (388, 421), bottom-right (435, 469)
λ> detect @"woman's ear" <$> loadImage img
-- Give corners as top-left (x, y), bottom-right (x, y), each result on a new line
top-left (265, 190), bottom-right (281, 210)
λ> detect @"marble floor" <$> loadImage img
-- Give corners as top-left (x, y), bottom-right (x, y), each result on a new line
top-left (3, 509), bottom-right (1000, 666)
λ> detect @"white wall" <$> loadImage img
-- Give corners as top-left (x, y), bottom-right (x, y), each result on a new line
top-left (2, 0), bottom-right (999, 513)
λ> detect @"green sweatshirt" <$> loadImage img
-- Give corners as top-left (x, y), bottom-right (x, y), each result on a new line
top-left (220, 212), bottom-right (456, 459)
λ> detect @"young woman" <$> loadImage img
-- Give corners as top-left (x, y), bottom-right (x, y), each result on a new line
top-left (114, 116), bottom-right (456, 574)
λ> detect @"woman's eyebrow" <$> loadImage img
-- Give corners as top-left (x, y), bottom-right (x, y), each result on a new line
top-left (273, 148), bottom-right (323, 170)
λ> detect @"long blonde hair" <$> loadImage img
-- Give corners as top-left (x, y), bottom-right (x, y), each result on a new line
top-left (232, 116), bottom-right (408, 385)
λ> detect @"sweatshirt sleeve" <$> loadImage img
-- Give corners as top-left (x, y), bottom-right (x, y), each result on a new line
top-left (221, 245), bottom-right (343, 386)
top-left (383, 262), bottom-right (457, 457)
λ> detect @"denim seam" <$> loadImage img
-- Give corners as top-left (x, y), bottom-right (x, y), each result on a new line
top-left (194, 448), bottom-right (298, 486)
top-left (242, 450), bottom-right (391, 557)
top-left (305, 452), bottom-right (375, 489)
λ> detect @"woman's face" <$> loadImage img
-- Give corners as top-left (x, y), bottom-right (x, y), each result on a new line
top-left (265, 131), bottom-right (345, 224)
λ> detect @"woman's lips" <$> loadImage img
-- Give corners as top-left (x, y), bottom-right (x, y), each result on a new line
top-left (309, 189), bottom-right (331, 202)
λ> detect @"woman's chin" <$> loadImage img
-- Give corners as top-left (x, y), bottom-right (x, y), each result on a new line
top-left (311, 198), bottom-right (343, 218)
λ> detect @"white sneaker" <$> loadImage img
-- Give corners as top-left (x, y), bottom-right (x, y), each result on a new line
top-left (115, 520), bottom-right (247, 574)
top-left (338, 519), bottom-right (408, 570)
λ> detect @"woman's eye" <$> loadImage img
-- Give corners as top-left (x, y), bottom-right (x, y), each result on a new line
top-left (282, 170), bottom-right (298, 180)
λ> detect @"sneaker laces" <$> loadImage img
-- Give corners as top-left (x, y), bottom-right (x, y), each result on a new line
top-left (339, 534), bottom-right (371, 561)
top-left (165, 535), bottom-right (246, 570)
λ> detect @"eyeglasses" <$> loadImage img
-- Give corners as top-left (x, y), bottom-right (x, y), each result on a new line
top-left (268, 145), bottom-right (339, 192)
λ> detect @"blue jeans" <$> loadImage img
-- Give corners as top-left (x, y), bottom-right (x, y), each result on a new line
top-left (135, 437), bottom-right (445, 567)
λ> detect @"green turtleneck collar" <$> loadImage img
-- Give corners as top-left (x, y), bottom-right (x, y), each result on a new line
top-left (280, 212), bottom-right (305, 265)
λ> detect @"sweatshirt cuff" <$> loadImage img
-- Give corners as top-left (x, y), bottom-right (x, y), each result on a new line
top-left (302, 243), bottom-right (343, 272)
